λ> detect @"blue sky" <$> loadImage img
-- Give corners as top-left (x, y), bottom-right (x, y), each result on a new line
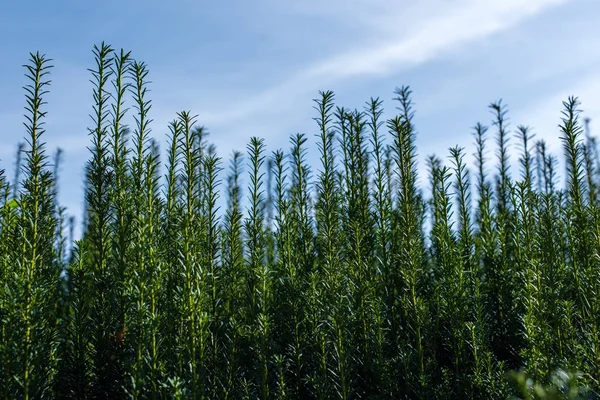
top-left (1, 0), bottom-right (600, 232)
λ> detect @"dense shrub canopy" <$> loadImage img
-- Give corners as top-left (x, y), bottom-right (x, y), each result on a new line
top-left (1, 44), bottom-right (600, 399)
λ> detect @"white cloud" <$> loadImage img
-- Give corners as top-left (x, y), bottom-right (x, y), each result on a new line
top-left (196, 0), bottom-right (571, 128)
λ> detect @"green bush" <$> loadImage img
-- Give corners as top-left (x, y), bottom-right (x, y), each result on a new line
top-left (1, 43), bottom-right (600, 399)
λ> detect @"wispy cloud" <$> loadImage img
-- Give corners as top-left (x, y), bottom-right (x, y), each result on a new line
top-left (196, 0), bottom-right (571, 127)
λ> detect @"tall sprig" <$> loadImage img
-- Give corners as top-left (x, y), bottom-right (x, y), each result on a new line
top-left (14, 51), bottom-right (59, 400)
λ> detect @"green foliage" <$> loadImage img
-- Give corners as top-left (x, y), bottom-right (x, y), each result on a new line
top-left (509, 369), bottom-right (597, 400)
top-left (1, 44), bottom-right (600, 399)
